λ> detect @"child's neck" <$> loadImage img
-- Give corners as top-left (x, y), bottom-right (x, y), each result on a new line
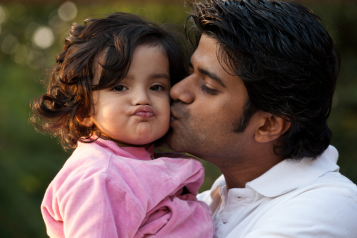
top-left (99, 135), bottom-right (152, 149)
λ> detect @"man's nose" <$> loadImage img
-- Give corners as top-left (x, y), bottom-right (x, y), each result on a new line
top-left (170, 75), bottom-right (195, 104)
top-left (132, 87), bottom-right (150, 105)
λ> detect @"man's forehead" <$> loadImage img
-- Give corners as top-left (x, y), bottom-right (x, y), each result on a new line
top-left (191, 34), bottom-right (240, 84)
top-left (193, 34), bottom-right (219, 59)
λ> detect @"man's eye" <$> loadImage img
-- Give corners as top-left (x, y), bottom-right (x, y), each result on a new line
top-left (112, 85), bottom-right (128, 92)
top-left (150, 84), bottom-right (165, 92)
top-left (201, 84), bottom-right (218, 95)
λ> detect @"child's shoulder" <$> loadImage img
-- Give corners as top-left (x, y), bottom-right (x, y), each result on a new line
top-left (54, 141), bottom-right (122, 184)
top-left (48, 142), bottom-right (126, 194)
top-left (69, 141), bottom-right (113, 167)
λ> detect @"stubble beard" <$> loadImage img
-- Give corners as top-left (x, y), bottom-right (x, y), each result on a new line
top-left (167, 101), bottom-right (194, 153)
top-left (168, 99), bottom-right (255, 156)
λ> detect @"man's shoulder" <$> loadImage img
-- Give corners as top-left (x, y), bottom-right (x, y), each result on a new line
top-left (249, 171), bottom-right (357, 237)
top-left (310, 170), bottom-right (357, 190)
top-left (233, 172), bottom-right (357, 237)
top-left (254, 171), bottom-right (357, 224)
top-left (287, 170), bottom-right (357, 203)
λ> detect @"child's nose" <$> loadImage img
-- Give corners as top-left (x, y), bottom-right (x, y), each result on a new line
top-left (132, 88), bottom-right (150, 105)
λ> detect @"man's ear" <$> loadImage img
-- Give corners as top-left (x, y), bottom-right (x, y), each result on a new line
top-left (75, 113), bottom-right (94, 128)
top-left (254, 112), bottom-right (291, 143)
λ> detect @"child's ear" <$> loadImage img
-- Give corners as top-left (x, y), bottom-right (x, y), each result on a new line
top-left (75, 113), bottom-right (94, 128)
top-left (254, 112), bottom-right (291, 143)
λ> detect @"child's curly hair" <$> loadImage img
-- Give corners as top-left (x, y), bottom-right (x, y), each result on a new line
top-left (31, 12), bottom-right (189, 150)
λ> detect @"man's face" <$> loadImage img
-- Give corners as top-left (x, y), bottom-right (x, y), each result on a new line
top-left (167, 35), bottom-right (251, 165)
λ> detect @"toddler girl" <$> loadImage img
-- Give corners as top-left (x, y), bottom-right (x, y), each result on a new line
top-left (31, 12), bottom-right (214, 238)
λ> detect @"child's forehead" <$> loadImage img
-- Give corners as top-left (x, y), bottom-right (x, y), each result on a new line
top-left (92, 44), bottom-right (169, 85)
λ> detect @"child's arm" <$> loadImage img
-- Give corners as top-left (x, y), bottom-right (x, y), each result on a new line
top-left (42, 172), bottom-right (145, 238)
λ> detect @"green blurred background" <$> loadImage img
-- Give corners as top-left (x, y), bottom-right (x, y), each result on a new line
top-left (0, 0), bottom-right (356, 237)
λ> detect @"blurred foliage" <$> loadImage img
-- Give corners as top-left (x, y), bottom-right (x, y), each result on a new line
top-left (0, 1), bottom-right (356, 237)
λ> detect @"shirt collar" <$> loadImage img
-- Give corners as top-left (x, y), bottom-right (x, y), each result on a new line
top-left (246, 145), bottom-right (339, 197)
top-left (93, 138), bottom-right (155, 161)
top-left (210, 145), bottom-right (339, 198)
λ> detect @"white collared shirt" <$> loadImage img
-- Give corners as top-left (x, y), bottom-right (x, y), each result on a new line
top-left (198, 146), bottom-right (357, 238)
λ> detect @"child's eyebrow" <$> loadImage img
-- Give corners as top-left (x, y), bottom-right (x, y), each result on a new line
top-left (148, 73), bottom-right (170, 80)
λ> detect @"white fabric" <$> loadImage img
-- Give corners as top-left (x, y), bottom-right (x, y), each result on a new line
top-left (198, 145), bottom-right (357, 238)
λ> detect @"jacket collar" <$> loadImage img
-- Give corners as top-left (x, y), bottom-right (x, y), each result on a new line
top-left (93, 138), bottom-right (155, 161)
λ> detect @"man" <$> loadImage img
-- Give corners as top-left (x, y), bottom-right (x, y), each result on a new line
top-left (167, 0), bottom-right (357, 237)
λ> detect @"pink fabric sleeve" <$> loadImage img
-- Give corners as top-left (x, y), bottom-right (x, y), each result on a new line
top-left (42, 172), bottom-right (146, 238)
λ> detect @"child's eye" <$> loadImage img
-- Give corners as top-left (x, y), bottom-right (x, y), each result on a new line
top-left (112, 85), bottom-right (128, 92)
top-left (150, 84), bottom-right (165, 92)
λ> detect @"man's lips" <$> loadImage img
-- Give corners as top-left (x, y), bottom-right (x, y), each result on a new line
top-left (170, 110), bottom-right (178, 122)
top-left (134, 106), bottom-right (154, 119)
top-left (170, 103), bottom-right (183, 122)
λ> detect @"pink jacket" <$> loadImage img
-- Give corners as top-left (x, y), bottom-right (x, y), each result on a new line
top-left (41, 139), bottom-right (214, 238)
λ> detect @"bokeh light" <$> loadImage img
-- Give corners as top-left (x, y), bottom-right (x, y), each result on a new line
top-left (58, 1), bottom-right (77, 22)
top-left (32, 26), bottom-right (55, 49)
top-left (0, 5), bottom-right (8, 25)
top-left (1, 34), bottom-right (19, 54)
top-left (13, 45), bottom-right (29, 65)
top-left (49, 14), bottom-right (65, 30)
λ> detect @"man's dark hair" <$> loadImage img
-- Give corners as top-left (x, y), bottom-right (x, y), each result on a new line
top-left (187, 0), bottom-right (340, 160)
top-left (31, 12), bottom-right (188, 150)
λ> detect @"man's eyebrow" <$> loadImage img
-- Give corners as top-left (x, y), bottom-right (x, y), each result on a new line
top-left (189, 60), bottom-right (226, 88)
top-left (199, 67), bottom-right (226, 88)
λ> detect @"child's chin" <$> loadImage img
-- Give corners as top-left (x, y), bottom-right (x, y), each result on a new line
top-left (133, 133), bottom-right (165, 146)
top-left (135, 137), bottom-right (159, 146)
top-left (134, 128), bottom-right (167, 144)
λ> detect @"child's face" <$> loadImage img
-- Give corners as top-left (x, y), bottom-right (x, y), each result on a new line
top-left (85, 45), bottom-right (171, 147)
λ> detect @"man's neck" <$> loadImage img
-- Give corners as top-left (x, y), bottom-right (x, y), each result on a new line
top-left (218, 152), bottom-right (283, 189)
